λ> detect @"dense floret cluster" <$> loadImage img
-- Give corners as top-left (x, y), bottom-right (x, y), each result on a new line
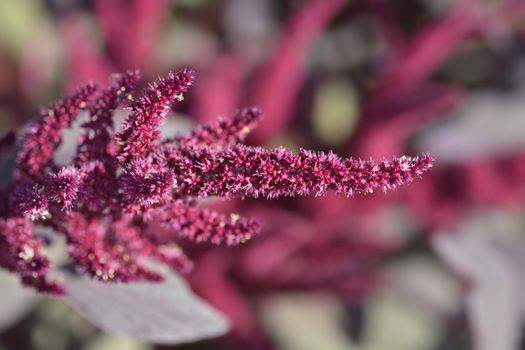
top-left (0, 69), bottom-right (432, 294)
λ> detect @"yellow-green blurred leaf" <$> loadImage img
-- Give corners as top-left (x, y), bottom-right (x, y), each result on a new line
top-left (261, 293), bottom-right (356, 350)
top-left (84, 335), bottom-right (151, 350)
top-left (312, 79), bottom-right (359, 146)
top-left (0, 0), bottom-right (44, 57)
top-left (362, 290), bottom-right (441, 350)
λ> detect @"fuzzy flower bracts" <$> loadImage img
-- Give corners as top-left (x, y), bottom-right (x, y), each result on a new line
top-left (0, 69), bottom-right (433, 294)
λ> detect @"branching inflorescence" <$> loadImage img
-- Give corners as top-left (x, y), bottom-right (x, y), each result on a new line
top-left (0, 69), bottom-right (433, 294)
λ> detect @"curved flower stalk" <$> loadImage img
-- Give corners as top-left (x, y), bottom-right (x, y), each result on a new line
top-left (0, 69), bottom-right (432, 294)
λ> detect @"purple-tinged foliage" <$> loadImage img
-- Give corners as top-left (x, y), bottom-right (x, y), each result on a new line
top-left (0, 69), bottom-right (432, 293)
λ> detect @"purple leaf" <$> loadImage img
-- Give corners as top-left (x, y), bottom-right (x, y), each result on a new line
top-left (432, 213), bottom-right (525, 350)
top-left (417, 90), bottom-right (525, 162)
top-left (0, 269), bottom-right (39, 331)
top-left (62, 269), bottom-right (230, 344)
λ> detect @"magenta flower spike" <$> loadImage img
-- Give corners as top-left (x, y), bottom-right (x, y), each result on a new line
top-left (116, 68), bottom-right (195, 163)
top-left (17, 83), bottom-right (98, 177)
top-left (156, 144), bottom-right (433, 200)
top-left (0, 69), bottom-right (433, 294)
top-left (0, 217), bottom-right (63, 293)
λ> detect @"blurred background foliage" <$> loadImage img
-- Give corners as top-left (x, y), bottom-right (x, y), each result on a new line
top-left (2, 0), bottom-right (525, 349)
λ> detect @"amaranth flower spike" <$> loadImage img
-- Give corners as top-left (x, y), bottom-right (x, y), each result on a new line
top-left (0, 68), bottom-right (433, 294)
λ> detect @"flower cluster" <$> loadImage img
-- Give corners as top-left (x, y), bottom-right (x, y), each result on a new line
top-left (0, 69), bottom-right (432, 294)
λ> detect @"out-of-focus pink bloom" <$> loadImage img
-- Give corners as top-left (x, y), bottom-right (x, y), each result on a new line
top-left (373, 0), bottom-right (479, 97)
top-left (354, 84), bottom-right (464, 158)
top-left (61, 15), bottom-right (114, 89)
top-left (408, 152), bottom-right (525, 229)
top-left (193, 53), bottom-right (248, 124)
top-left (93, 0), bottom-right (169, 71)
top-left (250, 0), bottom-right (347, 142)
